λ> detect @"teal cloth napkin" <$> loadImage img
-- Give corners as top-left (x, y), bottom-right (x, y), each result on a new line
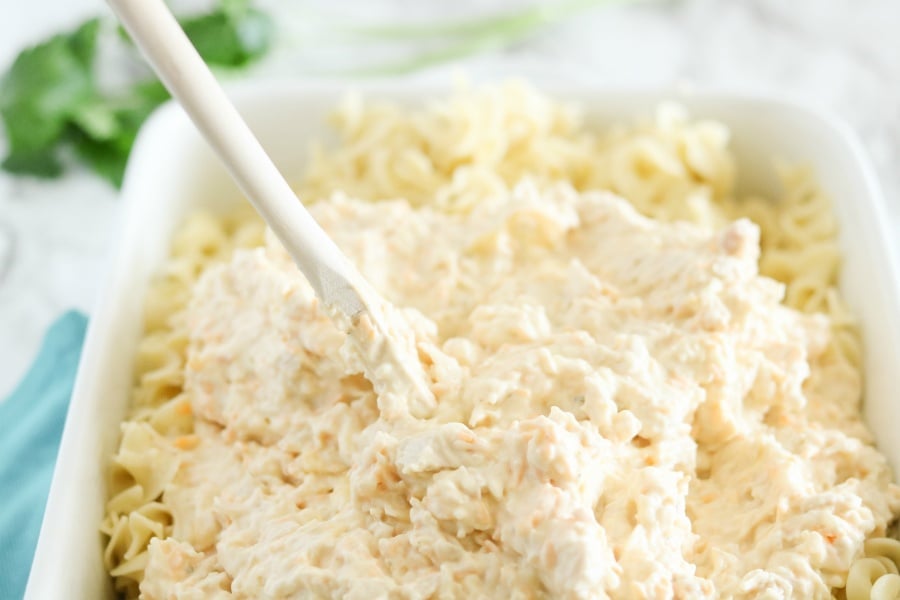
top-left (0, 311), bottom-right (88, 600)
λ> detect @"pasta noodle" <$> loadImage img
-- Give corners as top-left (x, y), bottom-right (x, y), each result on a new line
top-left (847, 539), bottom-right (900, 600)
top-left (101, 209), bottom-right (264, 597)
top-left (101, 82), bottom-right (889, 598)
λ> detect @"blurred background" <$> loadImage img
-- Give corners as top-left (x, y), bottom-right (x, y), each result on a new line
top-left (1, 0), bottom-right (899, 398)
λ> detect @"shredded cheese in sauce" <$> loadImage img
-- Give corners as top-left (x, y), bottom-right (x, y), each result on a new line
top-left (137, 183), bottom-right (900, 599)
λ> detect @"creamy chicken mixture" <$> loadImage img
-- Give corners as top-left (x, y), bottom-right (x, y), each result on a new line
top-left (141, 182), bottom-right (900, 599)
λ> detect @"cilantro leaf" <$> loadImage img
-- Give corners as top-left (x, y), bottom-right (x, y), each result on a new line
top-left (1, 150), bottom-right (64, 178)
top-left (70, 132), bottom-right (131, 188)
top-left (70, 102), bottom-right (120, 140)
top-left (71, 80), bottom-right (171, 187)
top-left (180, 6), bottom-right (273, 68)
top-left (67, 17), bottom-right (102, 71)
top-left (0, 19), bottom-right (100, 175)
top-left (0, 2), bottom-right (272, 188)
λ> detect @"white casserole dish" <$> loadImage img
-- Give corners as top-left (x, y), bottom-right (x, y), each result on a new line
top-left (24, 82), bottom-right (900, 599)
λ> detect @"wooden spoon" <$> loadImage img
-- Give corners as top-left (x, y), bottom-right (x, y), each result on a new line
top-left (107, 0), bottom-right (434, 413)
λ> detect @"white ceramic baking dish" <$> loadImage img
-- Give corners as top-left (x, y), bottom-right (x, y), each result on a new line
top-left (23, 82), bottom-right (900, 599)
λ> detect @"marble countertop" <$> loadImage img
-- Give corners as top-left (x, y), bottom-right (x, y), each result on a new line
top-left (2, 0), bottom-right (899, 398)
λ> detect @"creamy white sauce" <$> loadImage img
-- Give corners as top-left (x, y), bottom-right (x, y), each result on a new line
top-left (141, 182), bottom-right (900, 599)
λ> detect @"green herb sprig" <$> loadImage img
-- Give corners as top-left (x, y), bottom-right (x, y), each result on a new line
top-left (0, 0), bottom-right (273, 187)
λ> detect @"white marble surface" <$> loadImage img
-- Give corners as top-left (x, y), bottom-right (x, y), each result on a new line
top-left (2, 0), bottom-right (899, 398)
